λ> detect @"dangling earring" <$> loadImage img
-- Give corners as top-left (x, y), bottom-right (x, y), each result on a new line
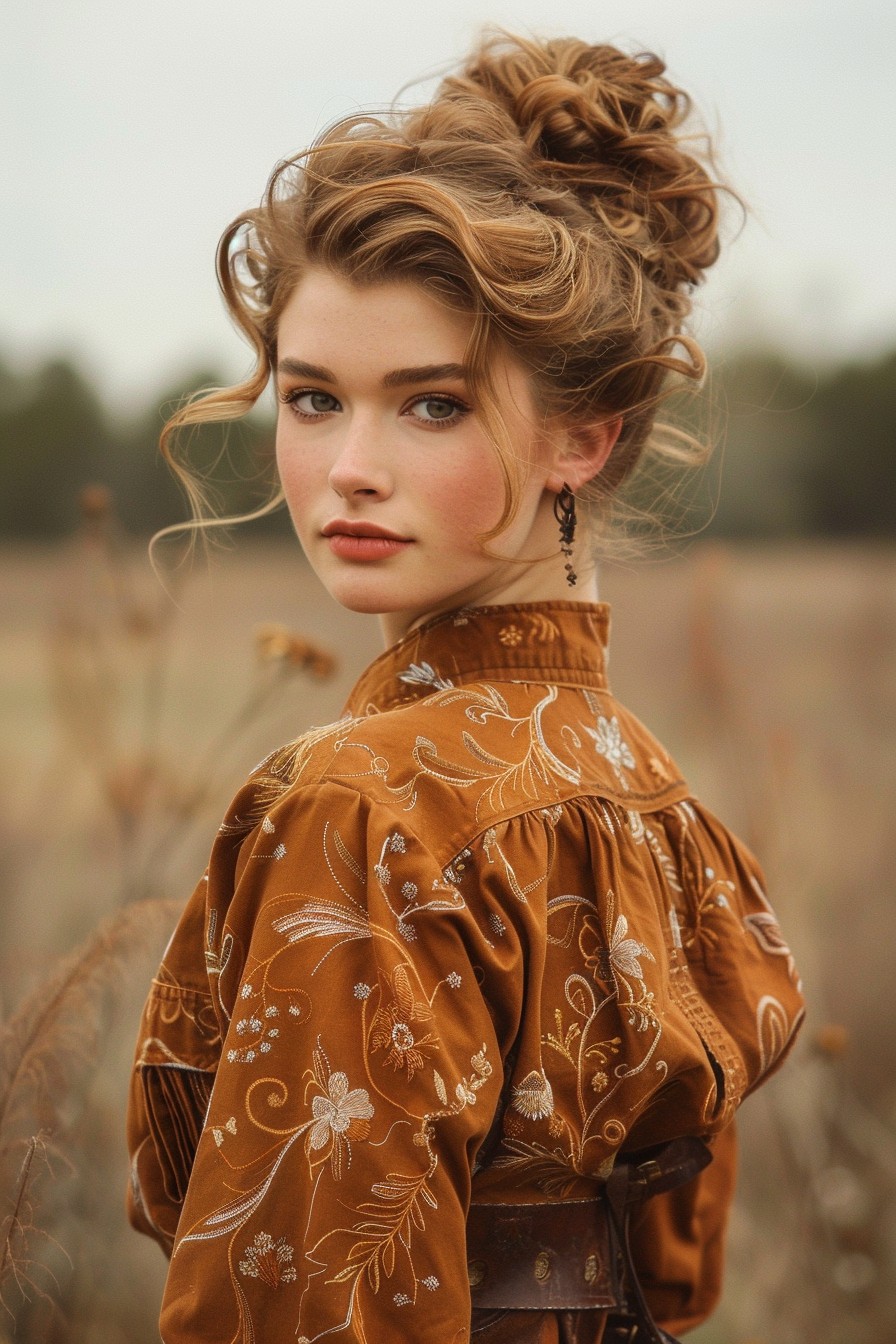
top-left (553, 484), bottom-right (577, 587)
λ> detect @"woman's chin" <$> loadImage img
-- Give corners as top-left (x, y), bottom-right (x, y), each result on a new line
top-left (316, 573), bottom-right (407, 618)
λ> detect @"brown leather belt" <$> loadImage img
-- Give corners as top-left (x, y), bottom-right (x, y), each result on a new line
top-left (466, 1195), bottom-right (622, 1311)
top-left (466, 1137), bottom-right (712, 1343)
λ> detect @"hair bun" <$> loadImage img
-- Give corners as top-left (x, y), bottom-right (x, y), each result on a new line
top-left (441, 34), bottom-right (721, 292)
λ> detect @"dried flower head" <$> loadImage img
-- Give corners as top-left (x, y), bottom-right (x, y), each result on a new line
top-left (254, 623), bottom-right (336, 678)
top-left (813, 1024), bottom-right (849, 1059)
top-left (78, 484), bottom-right (113, 520)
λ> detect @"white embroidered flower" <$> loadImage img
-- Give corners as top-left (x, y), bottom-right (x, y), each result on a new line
top-left (272, 843), bottom-right (287, 860)
top-left (422, 1275), bottom-right (440, 1290)
top-left (393, 1292), bottom-right (412, 1306)
top-left (374, 862), bottom-right (391, 885)
top-left (608, 914), bottom-right (655, 981)
top-left (586, 715), bottom-right (636, 778)
top-left (239, 1231), bottom-right (297, 1287)
top-left (354, 982), bottom-right (372, 999)
top-left (265, 1005), bottom-right (279, 1018)
top-left (308, 1072), bottom-right (374, 1150)
top-left (401, 881), bottom-right (418, 901)
top-left (447, 971), bottom-right (462, 989)
top-left (241, 983), bottom-right (253, 999)
top-left (389, 833), bottom-right (407, 853)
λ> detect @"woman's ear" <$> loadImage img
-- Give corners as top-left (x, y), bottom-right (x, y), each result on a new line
top-left (545, 417), bottom-right (622, 494)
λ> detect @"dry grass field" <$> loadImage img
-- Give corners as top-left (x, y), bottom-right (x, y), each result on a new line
top-left (1, 532), bottom-right (894, 1342)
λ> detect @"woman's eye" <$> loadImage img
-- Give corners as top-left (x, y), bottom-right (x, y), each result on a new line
top-left (283, 390), bottom-right (340, 416)
top-left (407, 396), bottom-right (467, 425)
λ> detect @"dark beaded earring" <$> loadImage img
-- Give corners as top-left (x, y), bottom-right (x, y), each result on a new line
top-left (553, 485), bottom-right (577, 587)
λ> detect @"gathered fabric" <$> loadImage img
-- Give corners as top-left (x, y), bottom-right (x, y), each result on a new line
top-left (127, 601), bottom-right (804, 1343)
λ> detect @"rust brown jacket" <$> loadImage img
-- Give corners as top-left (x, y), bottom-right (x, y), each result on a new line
top-left (127, 602), bottom-right (805, 1343)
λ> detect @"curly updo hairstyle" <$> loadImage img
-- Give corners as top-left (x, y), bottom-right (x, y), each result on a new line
top-left (162, 31), bottom-right (724, 545)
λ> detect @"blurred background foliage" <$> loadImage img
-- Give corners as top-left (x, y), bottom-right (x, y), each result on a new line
top-left (0, 356), bottom-right (278, 540)
top-left (1, 343), bottom-right (894, 541)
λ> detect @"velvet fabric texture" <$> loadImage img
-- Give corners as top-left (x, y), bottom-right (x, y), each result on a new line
top-left (127, 602), bottom-right (804, 1342)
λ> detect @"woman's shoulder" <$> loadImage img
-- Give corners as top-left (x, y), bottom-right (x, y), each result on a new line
top-left (220, 678), bottom-right (696, 865)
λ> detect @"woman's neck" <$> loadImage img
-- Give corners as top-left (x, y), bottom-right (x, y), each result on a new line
top-left (377, 559), bottom-right (600, 647)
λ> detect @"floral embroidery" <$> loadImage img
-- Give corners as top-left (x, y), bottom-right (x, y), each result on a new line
top-left (498, 623), bottom-right (523, 647)
top-left (131, 604), bottom-right (803, 1340)
top-left (578, 908), bottom-right (655, 987)
top-left (307, 1067), bottom-right (374, 1178)
top-left (586, 714), bottom-right (636, 785)
top-left (608, 913), bottom-right (655, 980)
top-left (239, 1231), bottom-right (298, 1286)
top-left (370, 965), bottom-right (439, 1078)
top-left (309, 1072), bottom-right (374, 1145)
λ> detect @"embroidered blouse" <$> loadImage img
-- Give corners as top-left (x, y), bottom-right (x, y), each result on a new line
top-left (126, 601), bottom-right (804, 1343)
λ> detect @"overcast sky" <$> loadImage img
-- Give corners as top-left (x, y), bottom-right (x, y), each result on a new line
top-left (3, 0), bottom-right (893, 409)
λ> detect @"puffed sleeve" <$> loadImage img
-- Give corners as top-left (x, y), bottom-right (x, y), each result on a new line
top-left (153, 781), bottom-right (513, 1344)
top-left (452, 796), bottom-right (804, 1332)
top-left (126, 881), bottom-right (221, 1255)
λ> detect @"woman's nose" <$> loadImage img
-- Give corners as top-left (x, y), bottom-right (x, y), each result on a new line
top-left (327, 416), bottom-right (394, 500)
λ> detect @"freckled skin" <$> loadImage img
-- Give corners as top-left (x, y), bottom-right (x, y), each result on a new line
top-left (274, 269), bottom-right (617, 645)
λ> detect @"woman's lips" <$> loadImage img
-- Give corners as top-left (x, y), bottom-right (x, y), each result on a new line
top-left (326, 533), bottom-right (412, 560)
top-left (321, 522), bottom-right (413, 561)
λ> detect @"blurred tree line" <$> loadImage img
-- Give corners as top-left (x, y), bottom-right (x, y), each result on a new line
top-left (0, 344), bottom-right (893, 539)
top-left (0, 356), bottom-right (286, 540)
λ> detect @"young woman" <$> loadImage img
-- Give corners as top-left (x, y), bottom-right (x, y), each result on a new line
top-left (127, 33), bottom-right (805, 1344)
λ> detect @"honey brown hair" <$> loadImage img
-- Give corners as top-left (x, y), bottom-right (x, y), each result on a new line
top-left (159, 31), bottom-right (725, 547)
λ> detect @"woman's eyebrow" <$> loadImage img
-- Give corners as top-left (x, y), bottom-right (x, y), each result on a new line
top-left (382, 363), bottom-right (469, 388)
top-left (277, 358), bottom-right (336, 381)
top-left (276, 358), bottom-right (469, 387)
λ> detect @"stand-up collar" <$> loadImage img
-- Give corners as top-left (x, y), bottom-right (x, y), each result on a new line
top-left (344, 602), bottom-right (611, 716)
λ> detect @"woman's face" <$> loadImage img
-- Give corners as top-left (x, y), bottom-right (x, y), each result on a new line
top-left (275, 267), bottom-right (580, 643)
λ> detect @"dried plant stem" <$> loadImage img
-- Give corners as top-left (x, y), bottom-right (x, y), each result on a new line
top-left (0, 1132), bottom-right (63, 1320)
top-left (0, 899), bottom-right (180, 1129)
top-left (0, 1136), bottom-right (39, 1296)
